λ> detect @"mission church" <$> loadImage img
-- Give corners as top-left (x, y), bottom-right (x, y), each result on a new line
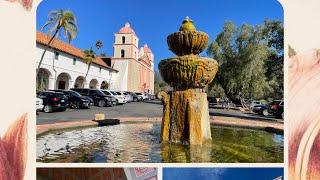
top-left (36, 22), bottom-right (154, 94)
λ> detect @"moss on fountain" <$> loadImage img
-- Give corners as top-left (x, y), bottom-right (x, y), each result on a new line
top-left (167, 17), bottom-right (209, 56)
top-left (159, 17), bottom-right (218, 145)
top-left (158, 55), bottom-right (218, 90)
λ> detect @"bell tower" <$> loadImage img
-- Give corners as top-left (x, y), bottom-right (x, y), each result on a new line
top-left (113, 22), bottom-right (139, 60)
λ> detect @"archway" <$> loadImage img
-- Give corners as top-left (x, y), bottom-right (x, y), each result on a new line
top-left (74, 76), bottom-right (85, 88)
top-left (56, 72), bottom-right (71, 90)
top-left (37, 68), bottom-right (51, 91)
top-left (100, 81), bottom-right (109, 89)
top-left (89, 79), bottom-right (98, 89)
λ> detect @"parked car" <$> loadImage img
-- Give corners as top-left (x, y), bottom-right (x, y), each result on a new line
top-left (36, 97), bottom-right (44, 112)
top-left (135, 92), bottom-right (146, 101)
top-left (252, 100), bottom-right (284, 119)
top-left (51, 90), bottom-right (91, 109)
top-left (207, 96), bottom-right (217, 105)
top-left (148, 94), bottom-right (156, 100)
top-left (138, 92), bottom-right (149, 101)
top-left (269, 100), bottom-right (284, 119)
top-left (121, 91), bottom-right (133, 102)
top-left (37, 91), bottom-right (69, 113)
top-left (252, 104), bottom-right (269, 116)
top-left (249, 100), bottom-right (262, 109)
top-left (70, 88), bottom-right (116, 107)
top-left (102, 90), bottom-right (126, 104)
top-left (127, 92), bottom-right (142, 102)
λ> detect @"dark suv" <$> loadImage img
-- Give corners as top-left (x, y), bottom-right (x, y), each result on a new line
top-left (70, 88), bottom-right (116, 107)
top-left (51, 90), bottom-right (92, 109)
top-left (37, 91), bottom-right (69, 113)
top-left (269, 100), bottom-right (284, 119)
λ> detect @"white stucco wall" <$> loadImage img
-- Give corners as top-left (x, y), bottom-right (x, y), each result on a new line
top-left (111, 60), bottom-right (128, 91)
top-left (36, 44), bottom-right (118, 90)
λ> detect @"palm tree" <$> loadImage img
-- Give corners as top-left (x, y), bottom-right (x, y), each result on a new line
top-left (36, 9), bottom-right (78, 76)
top-left (83, 48), bottom-right (96, 87)
top-left (95, 40), bottom-right (103, 50)
top-left (95, 40), bottom-right (105, 57)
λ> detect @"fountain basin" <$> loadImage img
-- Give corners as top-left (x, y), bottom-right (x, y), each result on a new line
top-left (36, 122), bottom-right (283, 163)
top-left (158, 55), bottom-right (218, 90)
top-left (167, 31), bottom-right (208, 55)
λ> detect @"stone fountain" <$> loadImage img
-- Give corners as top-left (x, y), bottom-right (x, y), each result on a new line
top-left (158, 17), bottom-right (218, 145)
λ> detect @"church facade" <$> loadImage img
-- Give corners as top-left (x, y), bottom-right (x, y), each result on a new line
top-left (112, 23), bottom-right (155, 94)
top-left (36, 22), bottom-right (154, 94)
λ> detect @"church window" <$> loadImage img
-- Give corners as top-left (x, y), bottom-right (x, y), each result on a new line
top-left (54, 51), bottom-right (59, 60)
top-left (122, 36), bottom-right (125, 44)
top-left (121, 49), bottom-right (125, 58)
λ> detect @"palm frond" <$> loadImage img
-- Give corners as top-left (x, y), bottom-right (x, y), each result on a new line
top-left (83, 48), bottom-right (96, 64)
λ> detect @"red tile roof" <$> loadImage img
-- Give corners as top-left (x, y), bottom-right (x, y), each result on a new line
top-left (118, 22), bottom-right (135, 34)
top-left (36, 31), bottom-right (118, 72)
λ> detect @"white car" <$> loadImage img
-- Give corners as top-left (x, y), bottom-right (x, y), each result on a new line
top-left (135, 92), bottom-right (149, 101)
top-left (250, 100), bottom-right (262, 109)
top-left (118, 91), bottom-right (131, 102)
top-left (36, 97), bottom-right (44, 112)
top-left (142, 93), bottom-right (149, 101)
top-left (102, 90), bottom-right (126, 104)
top-left (122, 91), bottom-right (133, 102)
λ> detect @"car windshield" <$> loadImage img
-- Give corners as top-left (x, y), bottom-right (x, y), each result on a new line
top-left (136, 93), bottom-right (142, 95)
top-left (102, 91), bottom-right (111, 95)
top-left (123, 92), bottom-right (128, 95)
top-left (69, 91), bottom-right (82, 97)
top-left (116, 92), bottom-right (121, 95)
top-left (110, 91), bottom-right (117, 95)
top-left (55, 93), bottom-right (66, 98)
top-left (96, 90), bottom-right (106, 96)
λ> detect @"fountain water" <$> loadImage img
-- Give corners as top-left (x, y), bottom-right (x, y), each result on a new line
top-left (158, 17), bottom-right (218, 145)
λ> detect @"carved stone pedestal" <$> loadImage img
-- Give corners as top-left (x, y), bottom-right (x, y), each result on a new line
top-left (160, 89), bottom-right (211, 145)
top-left (158, 17), bottom-right (218, 145)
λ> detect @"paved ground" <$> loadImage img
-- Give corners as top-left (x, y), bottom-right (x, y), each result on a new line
top-left (37, 102), bottom-right (163, 125)
top-left (37, 100), bottom-right (281, 125)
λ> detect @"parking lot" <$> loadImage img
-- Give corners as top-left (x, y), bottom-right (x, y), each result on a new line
top-left (37, 101), bottom-right (163, 125)
top-left (37, 100), bottom-right (282, 125)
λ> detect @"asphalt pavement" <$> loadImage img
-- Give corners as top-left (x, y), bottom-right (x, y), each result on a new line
top-left (37, 102), bottom-right (163, 125)
top-left (37, 100), bottom-right (281, 125)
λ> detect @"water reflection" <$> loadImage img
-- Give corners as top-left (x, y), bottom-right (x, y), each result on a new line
top-left (37, 123), bottom-right (283, 163)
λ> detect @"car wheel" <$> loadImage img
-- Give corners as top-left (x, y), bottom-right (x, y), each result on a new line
top-left (133, 98), bottom-right (138, 102)
top-left (281, 112), bottom-right (284, 119)
top-left (262, 109), bottom-right (268, 116)
top-left (61, 108), bottom-right (66, 112)
top-left (75, 101), bottom-right (81, 109)
top-left (71, 102), bottom-right (80, 109)
top-left (98, 100), bottom-right (106, 107)
top-left (109, 101), bottom-right (114, 107)
top-left (43, 105), bottom-right (52, 113)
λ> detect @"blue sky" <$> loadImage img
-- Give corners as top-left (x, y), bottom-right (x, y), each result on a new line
top-left (37, 0), bottom-right (283, 70)
top-left (163, 168), bottom-right (284, 180)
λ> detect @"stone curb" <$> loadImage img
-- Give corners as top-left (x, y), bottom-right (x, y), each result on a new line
top-left (36, 116), bottom-right (283, 137)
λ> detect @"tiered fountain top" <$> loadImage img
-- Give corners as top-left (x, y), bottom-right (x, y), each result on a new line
top-left (159, 17), bottom-right (218, 90)
top-left (167, 16), bottom-right (209, 56)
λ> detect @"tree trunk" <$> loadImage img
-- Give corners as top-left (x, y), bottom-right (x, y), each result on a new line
top-left (36, 27), bottom-right (61, 76)
top-left (84, 62), bottom-right (92, 88)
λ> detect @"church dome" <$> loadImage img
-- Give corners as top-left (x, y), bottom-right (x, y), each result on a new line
top-left (119, 22), bottom-right (135, 34)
